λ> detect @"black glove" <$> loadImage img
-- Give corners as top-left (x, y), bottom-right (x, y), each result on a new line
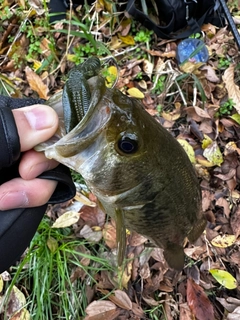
top-left (0, 95), bottom-right (76, 272)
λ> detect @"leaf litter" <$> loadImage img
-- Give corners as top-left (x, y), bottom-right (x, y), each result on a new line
top-left (1, 0), bottom-right (240, 319)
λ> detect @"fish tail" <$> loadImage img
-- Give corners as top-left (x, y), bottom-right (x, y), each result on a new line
top-left (164, 244), bottom-right (185, 270)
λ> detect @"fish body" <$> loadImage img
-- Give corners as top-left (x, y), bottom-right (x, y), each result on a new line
top-left (38, 59), bottom-right (206, 270)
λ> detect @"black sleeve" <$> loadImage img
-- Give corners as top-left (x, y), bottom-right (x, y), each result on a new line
top-left (0, 95), bottom-right (76, 272)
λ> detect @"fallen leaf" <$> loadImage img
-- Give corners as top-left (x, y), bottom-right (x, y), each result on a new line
top-left (222, 64), bottom-right (240, 114)
top-left (230, 113), bottom-right (240, 125)
top-left (127, 87), bottom-right (144, 99)
top-left (177, 139), bottom-right (196, 164)
top-left (142, 59), bottom-right (153, 79)
top-left (187, 278), bottom-right (214, 320)
top-left (118, 34), bottom-right (135, 45)
top-left (74, 192), bottom-right (96, 207)
top-left (79, 225), bottom-right (102, 242)
top-left (52, 211), bottom-right (81, 228)
top-left (109, 290), bottom-right (132, 310)
top-left (85, 300), bottom-right (116, 317)
top-left (209, 269), bottom-right (237, 290)
top-left (203, 141), bottom-right (223, 166)
top-left (47, 236), bottom-right (58, 253)
top-left (211, 234), bottom-right (236, 248)
top-left (105, 66), bottom-right (118, 88)
top-left (102, 223), bottom-right (117, 249)
top-left (11, 309), bottom-right (30, 320)
top-left (25, 66), bottom-right (49, 99)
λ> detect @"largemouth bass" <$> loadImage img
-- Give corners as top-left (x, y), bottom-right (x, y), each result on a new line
top-left (37, 57), bottom-right (206, 270)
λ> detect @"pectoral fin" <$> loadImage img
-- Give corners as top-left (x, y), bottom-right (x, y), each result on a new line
top-left (115, 208), bottom-right (126, 266)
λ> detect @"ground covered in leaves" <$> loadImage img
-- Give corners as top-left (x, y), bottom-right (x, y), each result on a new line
top-left (1, 0), bottom-right (240, 319)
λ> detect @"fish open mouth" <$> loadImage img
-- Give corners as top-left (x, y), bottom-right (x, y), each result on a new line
top-left (51, 77), bottom-right (112, 158)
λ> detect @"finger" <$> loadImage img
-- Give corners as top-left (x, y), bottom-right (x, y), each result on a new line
top-left (0, 178), bottom-right (57, 210)
top-left (12, 105), bottom-right (59, 152)
top-left (19, 150), bottom-right (58, 180)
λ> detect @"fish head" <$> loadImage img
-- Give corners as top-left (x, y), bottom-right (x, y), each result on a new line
top-left (43, 76), bottom-right (156, 197)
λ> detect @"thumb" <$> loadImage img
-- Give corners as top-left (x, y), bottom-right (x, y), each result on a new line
top-left (12, 105), bottom-right (59, 152)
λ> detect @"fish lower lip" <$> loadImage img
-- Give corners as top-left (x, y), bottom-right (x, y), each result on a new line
top-left (54, 104), bottom-right (111, 157)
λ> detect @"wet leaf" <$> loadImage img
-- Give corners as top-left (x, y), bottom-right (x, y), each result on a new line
top-left (25, 66), bottom-right (49, 99)
top-left (211, 234), bottom-right (236, 248)
top-left (222, 64), bottom-right (240, 114)
top-left (52, 211), bottom-right (80, 228)
top-left (177, 139), bottom-right (196, 164)
top-left (127, 87), bottom-right (144, 99)
top-left (209, 269), bottom-right (237, 289)
top-left (187, 278), bottom-right (214, 320)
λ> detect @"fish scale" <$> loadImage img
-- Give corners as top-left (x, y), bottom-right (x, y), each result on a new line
top-left (37, 57), bottom-right (207, 270)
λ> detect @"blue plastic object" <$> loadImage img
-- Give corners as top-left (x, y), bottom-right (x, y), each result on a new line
top-left (176, 38), bottom-right (209, 64)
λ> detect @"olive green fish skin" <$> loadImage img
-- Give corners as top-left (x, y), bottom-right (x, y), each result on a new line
top-left (42, 61), bottom-right (206, 270)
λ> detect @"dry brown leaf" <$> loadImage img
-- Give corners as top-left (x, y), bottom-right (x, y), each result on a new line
top-left (109, 290), bottom-right (132, 310)
top-left (222, 64), bottom-right (240, 114)
top-left (179, 303), bottom-right (192, 320)
top-left (25, 66), bottom-right (49, 99)
top-left (187, 278), bottom-right (214, 320)
top-left (85, 300), bottom-right (116, 317)
top-left (102, 223), bottom-right (117, 249)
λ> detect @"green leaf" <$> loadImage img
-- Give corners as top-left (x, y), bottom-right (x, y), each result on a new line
top-left (209, 269), bottom-right (237, 289)
top-left (230, 113), bottom-right (240, 125)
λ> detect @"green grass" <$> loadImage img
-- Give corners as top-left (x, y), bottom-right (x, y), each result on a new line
top-left (2, 217), bottom-right (116, 319)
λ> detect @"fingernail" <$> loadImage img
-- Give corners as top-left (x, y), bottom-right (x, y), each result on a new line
top-left (24, 106), bottom-right (56, 130)
top-left (0, 191), bottom-right (29, 210)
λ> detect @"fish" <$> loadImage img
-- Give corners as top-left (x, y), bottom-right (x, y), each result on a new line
top-left (36, 57), bottom-right (206, 270)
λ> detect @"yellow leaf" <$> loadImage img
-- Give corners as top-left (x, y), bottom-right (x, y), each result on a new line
top-left (222, 64), bottom-right (240, 114)
top-left (203, 141), bottom-right (223, 166)
top-left (230, 113), bottom-right (240, 125)
top-left (177, 139), bottom-right (196, 164)
top-left (196, 156), bottom-right (215, 167)
top-left (211, 234), bottom-right (236, 248)
top-left (118, 34), bottom-right (135, 45)
top-left (109, 36), bottom-right (122, 50)
top-left (0, 275), bottom-right (3, 293)
top-left (32, 60), bottom-right (42, 71)
top-left (202, 134), bottom-right (213, 149)
top-left (52, 211), bottom-right (80, 228)
top-left (180, 61), bottom-right (204, 73)
top-left (25, 66), bottom-right (49, 99)
top-left (209, 269), bottom-right (237, 289)
top-left (105, 66), bottom-right (118, 88)
top-left (127, 87), bottom-right (144, 99)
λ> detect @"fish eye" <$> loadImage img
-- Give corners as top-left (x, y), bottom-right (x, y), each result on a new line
top-left (117, 134), bottom-right (138, 154)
